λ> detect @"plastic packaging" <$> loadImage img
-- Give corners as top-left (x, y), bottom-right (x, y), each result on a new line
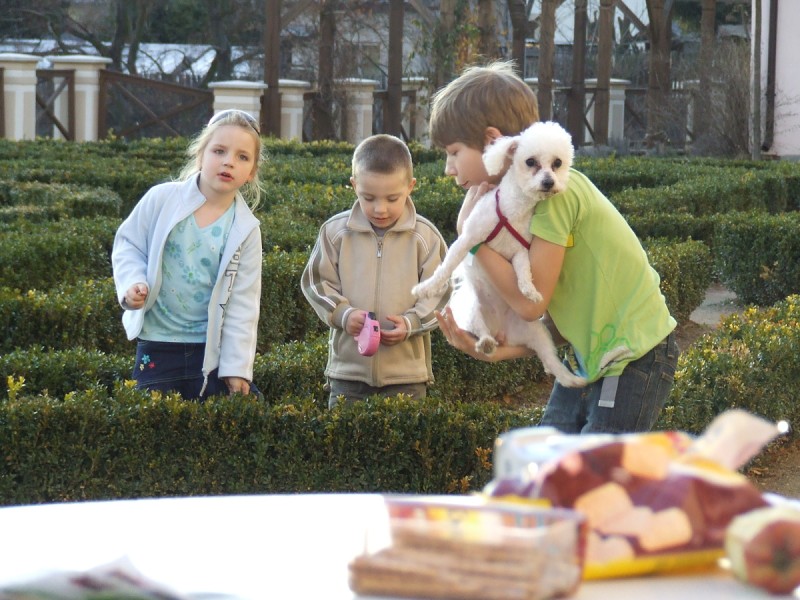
top-left (486, 410), bottom-right (785, 579)
top-left (349, 495), bottom-right (587, 600)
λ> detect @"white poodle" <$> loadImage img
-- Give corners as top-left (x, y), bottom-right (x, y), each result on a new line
top-left (413, 121), bottom-right (586, 388)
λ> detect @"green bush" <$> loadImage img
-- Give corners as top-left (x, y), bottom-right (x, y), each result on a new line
top-left (0, 180), bottom-right (122, 222)
top-left (660, 295), bottom-right (800, 436)
top-left (0, 217), bottom-right (117, 289)
top-left (0, 347), bottom-right (130, 401)
top-left (715, 212), bottom-right (800, 305)
top-left (646, 239), bottom-right (713, 322)
top-left (0, 278), bottom-right (127, 355)
top-left (0, 388), bottom-right (537, 504)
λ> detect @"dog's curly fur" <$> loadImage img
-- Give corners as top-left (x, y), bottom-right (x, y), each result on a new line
top-left (414, 121), bottom-right (586, 388)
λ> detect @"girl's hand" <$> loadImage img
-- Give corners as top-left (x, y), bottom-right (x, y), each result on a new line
top-left (124, 282), bottom-right (149, 309)
top-left (380, 315), bottom-right (408, 346)
top-left (223, 376), bottom-right (251, 395)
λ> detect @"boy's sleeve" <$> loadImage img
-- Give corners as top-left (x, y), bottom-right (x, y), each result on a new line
top-left (404, 224), bottom-right (451, 336)
top-left (300, 225), bottom-right (352, 329)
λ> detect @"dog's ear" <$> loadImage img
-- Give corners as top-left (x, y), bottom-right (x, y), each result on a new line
top-left (483, 136), bottom-right (518, 176)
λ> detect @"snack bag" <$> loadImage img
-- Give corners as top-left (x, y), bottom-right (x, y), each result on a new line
top-left (484, 410), bottom-right (785, 579)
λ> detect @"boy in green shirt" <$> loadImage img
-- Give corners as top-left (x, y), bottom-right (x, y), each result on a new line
top-left (431, 61), bottom-right (678, 433)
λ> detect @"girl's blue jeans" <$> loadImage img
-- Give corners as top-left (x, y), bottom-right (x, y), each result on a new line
top-left (133, 339), bottom-right (261, 402)
top-left (540, 331), bottom-right (679, 433)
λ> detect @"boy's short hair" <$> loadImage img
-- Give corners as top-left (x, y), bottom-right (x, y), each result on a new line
top-left (352, 134), bottom-right (413, 181)
top-left (429, 60), bottom-right (539, 150)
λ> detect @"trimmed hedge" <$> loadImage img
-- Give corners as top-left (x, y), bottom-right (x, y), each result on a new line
top-left (714, 212), bottom-right (800, 305)
top-left (660, 295), bottom-right (800, 435)
top-left (645, 239), bottom-right (713, 323)
top-left (0, 388), bottom-right (538, 504)
top-left (0, 180), bottom-right (122, 222)
top-left (0, 217), bottom-right (118, 290)
top-left (1, 140), bottom-right (799, 505)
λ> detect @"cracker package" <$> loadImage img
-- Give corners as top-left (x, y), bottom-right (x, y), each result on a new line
top-left (484, 409), bottom-right (785, 579)
top-left (349, 495), bottom-right (587, 600)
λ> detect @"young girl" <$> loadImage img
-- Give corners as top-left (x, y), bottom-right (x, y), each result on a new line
top-left (112, 109), bottom-right (264, 401)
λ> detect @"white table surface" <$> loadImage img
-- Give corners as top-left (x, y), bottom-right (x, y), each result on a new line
top-left (0, 493), bottom-right (795, 599)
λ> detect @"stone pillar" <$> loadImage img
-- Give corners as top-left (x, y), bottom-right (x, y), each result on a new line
top-left (208, 81), bottom-right (267, 127)
top-left (584, 78), bottom-right (630, 144)
top-left (48, 55), bottom-right (112, 142)
top-left (277, 79), bottom-right (310, 141)
top-left (0, 53), bottom-right (39, 140)
top-left (402, 76), bottom-right (428, 145)
top-left (337, 78), bottom-right (378, 145)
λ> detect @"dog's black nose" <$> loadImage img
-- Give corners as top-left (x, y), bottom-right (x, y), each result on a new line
top-left (541, 177), bottom-right (554, 190)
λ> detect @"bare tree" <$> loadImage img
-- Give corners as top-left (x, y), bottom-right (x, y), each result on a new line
top-left (694, 0), bottom-right (716, 140)
top-left (477, 0), bottom-right (497, 60)
top-left (537, 0), bottom-right (557, 121)
top-left (645, 0), bottom-right (673, 147)
top-left (507, 0), bottom-right (532, 75)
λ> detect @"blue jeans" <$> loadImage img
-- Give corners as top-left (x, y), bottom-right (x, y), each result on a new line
top-left (327, 378), bottom-right (427, 409)
top-left (134, 339), bottom-right (261, 402)
top-left (540, 331), bottom-right (678, 433)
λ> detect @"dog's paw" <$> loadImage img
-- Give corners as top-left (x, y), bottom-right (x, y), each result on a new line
top-left (475, 336), bottom-right (497, 356)
top-left (412, 281), bottom-right (433, 299)
top-left (557, 373), bottom-right (588, 388)
top-left (519, 282), bottom-right (543, 303)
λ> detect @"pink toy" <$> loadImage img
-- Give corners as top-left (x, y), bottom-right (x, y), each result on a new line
top-left (356, 312), bottom-right (381, 356)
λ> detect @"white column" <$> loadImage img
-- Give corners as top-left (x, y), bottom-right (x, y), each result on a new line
top-left (402, 76), bottom-right (428, 145)
top-left (277, 79), bottom-right (310, 141)
top-left (337, 78), bottom-right (378, 145)
top-left (0, 53), bottom-right (40, 140)
top-left (208, 81), bottom-right (267, 125)
top-left (583, 78), bottom-right (629, 145)
top-left (47, 55), bottom-right (112, 142)
top-left (608, 78), bottom-right (630, 143)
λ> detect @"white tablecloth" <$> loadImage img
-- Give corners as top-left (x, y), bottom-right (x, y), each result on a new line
top-left (0, 494), bottom-right (792, 599)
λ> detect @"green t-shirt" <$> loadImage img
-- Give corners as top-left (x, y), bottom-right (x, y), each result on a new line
top-left (530, 169), bottom-right (676, 381)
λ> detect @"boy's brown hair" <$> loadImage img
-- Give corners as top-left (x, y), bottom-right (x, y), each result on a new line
top-left (352, 134), bottom-right (414, 182)
top-left (429, 60), bottom-right (539, 150)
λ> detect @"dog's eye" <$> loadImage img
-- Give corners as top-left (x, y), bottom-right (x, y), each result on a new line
top-left (525, 158), bottom-right (539, 168)
top-left (553, 159), bottom-right (563, 169)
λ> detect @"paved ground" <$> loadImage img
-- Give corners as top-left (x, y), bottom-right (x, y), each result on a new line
top-left (689, 282), bottom-right (741, 326)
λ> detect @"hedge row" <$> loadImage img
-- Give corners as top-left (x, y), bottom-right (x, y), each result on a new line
top-left (659, 294), bottom-right (800, 435)
top-left (0, 180), bottom-right (121, 223)
top-left (0, 388), bottom-right (538, 505)
top-left (0, 237), bottom-right (713, 356)
top-left (4, 293), bottom-right (800, 504)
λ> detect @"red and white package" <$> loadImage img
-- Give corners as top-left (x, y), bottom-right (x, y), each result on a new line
top-left (484, 410), bottom-right (786, 579)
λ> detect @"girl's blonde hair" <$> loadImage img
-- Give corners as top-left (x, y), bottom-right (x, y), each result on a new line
top-left (178, 109), bottom-right (266, 209)
top-left (429, 60), bottom-right (539, 150)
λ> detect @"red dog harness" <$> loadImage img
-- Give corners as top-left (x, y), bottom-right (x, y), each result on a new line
top-left (484, 189), bottom-right (531, 250)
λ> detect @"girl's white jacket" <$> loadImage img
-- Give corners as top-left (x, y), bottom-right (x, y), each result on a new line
top-left (112, 176), bottom-right (262, 384)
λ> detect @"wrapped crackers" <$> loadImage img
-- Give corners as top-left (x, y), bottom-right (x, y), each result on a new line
top-left (349, 495), bottom-right (586, 600)
top-left (485, 409), bottom-right (785, 579)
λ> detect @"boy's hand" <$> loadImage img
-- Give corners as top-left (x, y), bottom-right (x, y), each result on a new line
top-left (380, 315), bottom-right (407, 345)
top-left (457, 181), bottom-right (493, 234)
top-left (124, 282), bottom-right (149, 309)
top-left (345, 310), bottom-right (368, 336)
